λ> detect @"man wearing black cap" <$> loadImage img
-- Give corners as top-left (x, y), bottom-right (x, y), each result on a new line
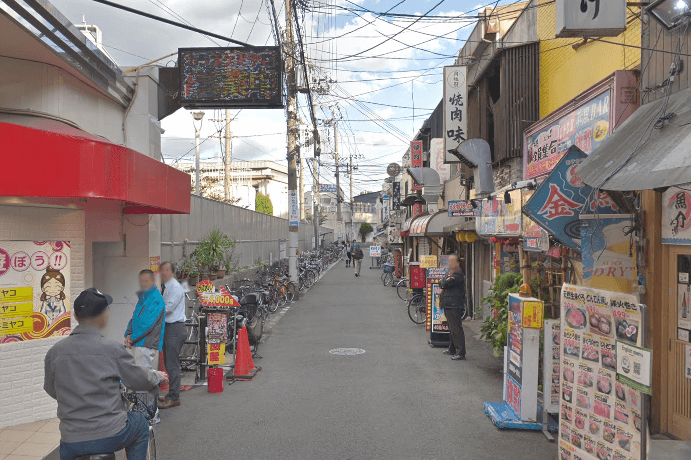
top-left (44, 288), bottom-right (167, 460)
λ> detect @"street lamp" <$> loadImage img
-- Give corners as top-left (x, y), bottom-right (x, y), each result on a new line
top-left (647, 0), bottom-right (691, 29)
top-left (192, 111), bottom-right (205, 196)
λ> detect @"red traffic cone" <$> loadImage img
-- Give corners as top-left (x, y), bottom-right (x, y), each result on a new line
top-left (158, 351), bottom-right (169, 392)
top-left (229, 326), bottom-right (261, 381)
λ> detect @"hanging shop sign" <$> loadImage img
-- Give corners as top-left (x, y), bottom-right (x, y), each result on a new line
top-left (662, 185), bottom-right (691, 244)
top-left (523, 146), bottom-right (619, 250)
top-left (420, 255), bottom-right (438, 269)
top-left (394, 249), bottom-right (403, 278)
top-left (448, 200), bottom-right (478, 217)
top-left (410, 141), bottom-right (423, 191)
top-left (179, 47), bottom-right (283, 109)
top-left (558, 284), bottom-right (647, 460)
top-left (443, 66), bottom-right (467, 164)
top-left (409, 264), bottom-right (426, 289)
top-left (544, 319), bottom-right (562, 413)
top-left (556, 0), bottom-right (626, 38)
top-left (430, 138), bottom-right (451, 183)
top-left (476, 190), bottom-right (523, 236)
top-left (524, 90), bottom-right (611, 180)
top-left (580, 215), bottom-right (637, 294)
top-left (0, 241), bottom-right (71, 344)
top-left (392, 182), bottom-right (401, 210)
top-left (522, 190), bottom-right (550, 252)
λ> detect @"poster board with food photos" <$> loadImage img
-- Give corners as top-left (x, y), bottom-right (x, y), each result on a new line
top-left (558, 284), bottom-right (647, 460)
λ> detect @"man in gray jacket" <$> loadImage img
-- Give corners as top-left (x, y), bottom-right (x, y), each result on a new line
top-left (44, 288), bottom-right (167, 460)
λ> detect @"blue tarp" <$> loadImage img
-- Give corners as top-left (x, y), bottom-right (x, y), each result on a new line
top-left (483, 402), bottom-right (558, 432)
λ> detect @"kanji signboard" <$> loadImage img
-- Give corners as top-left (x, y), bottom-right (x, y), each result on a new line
top-left (662, 185), bottom-right (691, 244)
top-left (523, 146), bottom-right (618, 250)
top-left (443, 66), bottom-right (467, 164)
top-left (410, 141), bottom-right (423, 191)
top-left (524, 90), bottom-right (612, 180)
top-left (556, 0), bottom-right (626, 38)
top-left (0, 241), bottom-right (71, 344)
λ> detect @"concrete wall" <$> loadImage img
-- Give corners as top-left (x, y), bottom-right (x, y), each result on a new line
top-left (0, 204), bottom-right (85, 429)
top-left (161, 196), bottom-right (334, 268)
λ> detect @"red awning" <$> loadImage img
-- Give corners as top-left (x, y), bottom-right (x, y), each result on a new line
top-left (0, 119), bottom-right (190, 214)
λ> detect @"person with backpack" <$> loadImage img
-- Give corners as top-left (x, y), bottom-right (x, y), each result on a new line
top-left (350, 239), bottom-right (364, 277)
top-left (439, 254), bottom-right (467, 360)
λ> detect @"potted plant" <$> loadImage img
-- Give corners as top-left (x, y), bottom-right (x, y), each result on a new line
top-left (188, 263), bottom-right (200, 286)
top-left (196, 229), bottom-right (234, 279)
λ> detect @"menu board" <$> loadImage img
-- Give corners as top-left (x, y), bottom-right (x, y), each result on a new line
top-left (544, 319), bottom-right (562, 413)
top-left (559, 285), bottom-right (645, 460)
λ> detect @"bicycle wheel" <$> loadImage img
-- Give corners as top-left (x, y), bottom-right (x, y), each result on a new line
top-left (383, 272), bottom-right (394, 286)
top-left (397, 281), bottom-right (409, 301)
top-left (147, 426), bottom-right (156, 460)
top-left (285, 282), bottom-right (296, 302)
top-left (381, 272), bottom-right (387, 283)
top-left (408, 294), bottom-right (426, 324)
top-left (277, 294), bottom-right (287, 308)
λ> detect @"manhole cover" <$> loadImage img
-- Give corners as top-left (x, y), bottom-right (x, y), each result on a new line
top-left (329, 348), bottom-right (366, 356)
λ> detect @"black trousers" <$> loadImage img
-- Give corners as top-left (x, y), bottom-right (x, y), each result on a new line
top-left (445, 308), bottom-right (466, 357)
top-left (163, 321), bottom-right (186, 401)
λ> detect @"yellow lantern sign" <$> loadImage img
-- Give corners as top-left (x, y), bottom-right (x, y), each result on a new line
top-left (465, 232), bottom-right (477, 243)
top-left (456, 232), bottom-right (466, 242)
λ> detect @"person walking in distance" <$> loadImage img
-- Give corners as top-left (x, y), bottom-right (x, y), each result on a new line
top-left (439, 254), bottom-right (467, 361)
top-left (351, 239), bottom-right (364, 277)
top-left (125, 269), bottom-right (166, 423)
top-left (344, 240), bottom-right (352, 267)
top-left (159, 261), bottom-right (186, 409)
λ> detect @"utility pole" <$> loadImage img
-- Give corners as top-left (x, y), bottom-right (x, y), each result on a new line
top-left (224, 109), bottom-right (232, 201)
top-left (299, 157), bottom-right (305, 221)
top-left (313, 156), bottom-right (319, 248)
top-left (285, 0), bottom-right (299, 287)
top-left (349, 151), bottom-right (354, 242)
top-left (334, 121), bottom-right (342, 241)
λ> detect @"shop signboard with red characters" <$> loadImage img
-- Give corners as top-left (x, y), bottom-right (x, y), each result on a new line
top-left (0, 241), bottom-right (71, 343)
top-left (410, 141), bottom-right (423, 191)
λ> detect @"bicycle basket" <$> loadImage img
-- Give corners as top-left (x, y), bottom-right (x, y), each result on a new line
top-left (382, 263), bottom-right (394, 273)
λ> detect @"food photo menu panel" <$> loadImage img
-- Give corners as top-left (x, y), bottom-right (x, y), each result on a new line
top-left (558, 285), bottom-right (645, 460)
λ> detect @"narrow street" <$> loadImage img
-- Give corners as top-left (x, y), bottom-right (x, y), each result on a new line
top-left (157, 257), bottom-right (557, 459)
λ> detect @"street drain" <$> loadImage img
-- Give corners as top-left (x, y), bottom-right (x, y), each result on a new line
top-left (329, 348), bottom-right (366, 355)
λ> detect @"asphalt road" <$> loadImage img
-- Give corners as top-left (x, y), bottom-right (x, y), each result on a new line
top-left (157, 256), bottom-right (558, 459)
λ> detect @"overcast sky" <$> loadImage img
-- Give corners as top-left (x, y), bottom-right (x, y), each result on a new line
top-left (49, 0), bottom-right (492, 194)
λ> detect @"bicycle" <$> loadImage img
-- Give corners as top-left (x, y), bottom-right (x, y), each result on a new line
top-left (180, 293), bottom-right (200, 374)
top-left (407, 293), bottom-right (426, 325)
top-left (396, 277), bottom-right (411, 302)
top-left (123, 388), bottom-right (157, 460)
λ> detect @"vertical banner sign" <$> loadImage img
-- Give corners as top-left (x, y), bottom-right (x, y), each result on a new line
top-left (0, 241), bottom-right (71, 343)
top-left (443, 66), bottom-right (467, 164)
top-left (544, 319), bottom-right (562, 413)
top-left (410, 141), bottom-right (423, 191)
top-left (677, 255), bottom-right (691, 342)
top-left (430, 138), bottom-right (450, 183)
top-left (661, 186), bottom-right (691, 244)
top-left (556, 0), bottom-right (626, 38)
top-left (392, 182), bottom-right (401, 210)
top-left (559, 284), bottom-right (646, 460)
top-left (289, 190), bottom-right (299, 227)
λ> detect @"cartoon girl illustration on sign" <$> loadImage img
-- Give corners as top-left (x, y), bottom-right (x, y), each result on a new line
top-left (40, 267), bottom-right (66, 322)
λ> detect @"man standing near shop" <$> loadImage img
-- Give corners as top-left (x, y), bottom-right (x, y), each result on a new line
top-left (351, 239), bottom-right (364, 277)
top-left (125, 269), bottom-right (166, 421)
top-left (439, 254), bottom-right (466, 361)
top-left (159, 261), bottom-right (186, 409)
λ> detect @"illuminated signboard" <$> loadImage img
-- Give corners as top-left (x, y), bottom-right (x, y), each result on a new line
top-left (179, 47), bottom-right (283, 108)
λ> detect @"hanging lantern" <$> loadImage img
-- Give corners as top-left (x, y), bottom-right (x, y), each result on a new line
top-left (490, 237), bottom-right (497, 243)
top-left (465, 232), bottom-right (477, 243)
top-left (456, 232), bottom-right (466, 242)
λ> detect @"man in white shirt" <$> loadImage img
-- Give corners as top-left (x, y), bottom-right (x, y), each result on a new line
top-left (158, 261), bottom-right (187, 409)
